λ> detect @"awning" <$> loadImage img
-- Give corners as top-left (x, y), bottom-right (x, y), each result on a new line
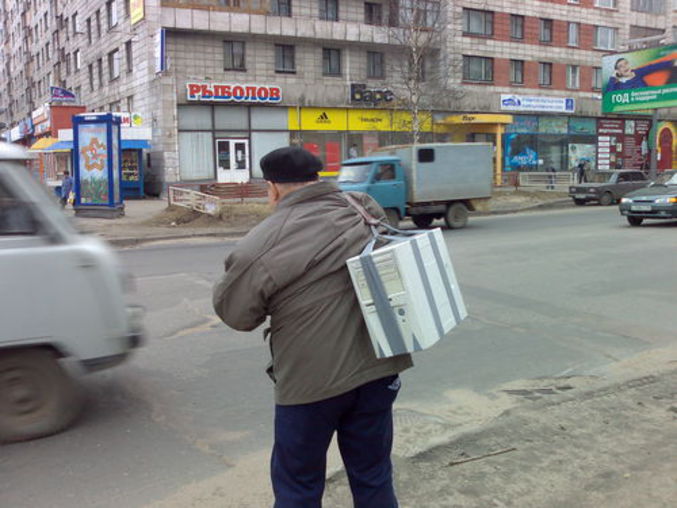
top-left (42, 139), bottom-right (151, 151)
top-left (29, 136), bottom-right (59, 152)
top-left (46, 140), bottom-right (73, 152)
top-left (122, 140), bottom-right (151, 150)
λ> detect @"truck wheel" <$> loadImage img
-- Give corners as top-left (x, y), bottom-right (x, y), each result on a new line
top-left (573, 199), bottom-right (586, 206)
top-left (627, 216), bottom-right (644, 227)
top-left (444, 203), bottom-right (468, 229)
top-left (384, 209), bottom-right (399, 229)
top-left (0, 349), bottom-right (83, 443)
top-left (412, 214), bottom-right (434, 228)
top-left (599, 192), bottom-right (614, 206)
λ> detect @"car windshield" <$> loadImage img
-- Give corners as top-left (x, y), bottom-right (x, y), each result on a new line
top-left (589, 172), bottom-right (613, 183)
top-left (338, 164), bottom-right (372, 183)
top-left (653, 172), bottom-right (677, 186)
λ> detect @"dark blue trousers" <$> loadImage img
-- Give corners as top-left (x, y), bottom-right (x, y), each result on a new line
top-left (271, 375), bottom-right (401, 508)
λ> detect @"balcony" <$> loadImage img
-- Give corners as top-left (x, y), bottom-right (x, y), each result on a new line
top-left (161, 1), bottom-right (268, 14)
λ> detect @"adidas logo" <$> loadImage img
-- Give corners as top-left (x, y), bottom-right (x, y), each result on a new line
top-left (317, 112), bottom-right (331, 123)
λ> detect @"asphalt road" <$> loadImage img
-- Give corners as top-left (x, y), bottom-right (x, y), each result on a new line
top-left (1, 206), bottom-right (675, 507)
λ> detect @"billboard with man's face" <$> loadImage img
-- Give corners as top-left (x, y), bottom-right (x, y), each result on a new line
top-left (602, 44), bottom-right (677, 113)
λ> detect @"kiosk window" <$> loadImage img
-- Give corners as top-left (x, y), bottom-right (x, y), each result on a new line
top-left (418, 148), bottom-right (435, 163)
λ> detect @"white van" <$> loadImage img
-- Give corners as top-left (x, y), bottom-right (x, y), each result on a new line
top-left (0, 142), bottom-right (143, 442)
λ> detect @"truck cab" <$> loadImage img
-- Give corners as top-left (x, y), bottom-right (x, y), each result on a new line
top-left (337, 156), bottom-right (406, 225)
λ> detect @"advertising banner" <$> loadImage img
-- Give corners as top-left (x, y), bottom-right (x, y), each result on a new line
top-left (602, 44), bottom-right (677, 113)
top-left (131, 0), bottom-right (145, 25)
top-left (77, 123), bottom-right (109, 204)
top-left (500, 95), bottom-right (575, 113)
top-left (597, 119), bottom-right (624, 170)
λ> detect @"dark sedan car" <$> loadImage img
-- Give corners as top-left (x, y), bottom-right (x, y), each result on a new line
top-left (619, 170), bottom-right (677, 226)
top-left (568, 170), bottom-right (648, 206)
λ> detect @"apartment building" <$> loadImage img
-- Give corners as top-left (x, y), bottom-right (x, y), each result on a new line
top-left (1, 0), bottom-right (675, 189)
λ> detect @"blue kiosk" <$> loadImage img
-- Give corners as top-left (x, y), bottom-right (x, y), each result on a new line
top-left (72, 113), bottom-right (124, 218)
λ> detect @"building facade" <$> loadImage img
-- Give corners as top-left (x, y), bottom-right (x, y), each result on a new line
top-left (1, 0), bottom-right (676, 190)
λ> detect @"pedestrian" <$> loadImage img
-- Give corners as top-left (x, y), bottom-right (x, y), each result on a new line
top-left (348, 143), bottom-right (359, 159)
top-left (60, 170), bottom-right (73, 208)
top-left (213, 146), bottom-right (412, 508)
top-left (546, 165), bottom-right (556, 190)
top-left (577, 161), bottom-right (587, 184)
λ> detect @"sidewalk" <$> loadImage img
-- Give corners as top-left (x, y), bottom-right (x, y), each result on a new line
top-left (323, 347), bottom-right (677, 508)
top-left (69, 189), bottom-right (572, 247)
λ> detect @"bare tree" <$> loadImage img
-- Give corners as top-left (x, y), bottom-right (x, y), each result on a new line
top-left (385, 0), bottom-right (458, 144)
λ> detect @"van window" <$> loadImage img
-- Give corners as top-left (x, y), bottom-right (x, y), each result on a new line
top-left (418, 148), bottom-right (435, 163)
top-left (374, 164), bottom-right (395, 181)
top-left (0, 180), bottom-right (38, 235)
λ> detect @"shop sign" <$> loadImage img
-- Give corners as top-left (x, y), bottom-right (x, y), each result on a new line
top-left (392, 111), bottom-right (433, 132)
top-left (112, 112), bottom-right (143, 127)
top-left (501, 94), bottom-right (575, 113)
top-left (50, 86), bottom-right (76, 102)
top-left (155, 28), bottom-right (166, 74)
top-left (9, 125), bottom-right (21, 142)
top-left (348, 109), bottom-right (392, 131)
top-left (350, 84), bottom-right (394, 104)
top-left (442, 114), bottom-right (513, 125)
top-left (288, 108), bottom-right (348, 131)
top-left (597, 119), bottom-right (624, 135)
top-left (505, 115), bottom-right (538, 133)
top-left (186, 83), bottom-right (282, 103)
top-left (18, 117), bottom-right (34, 138)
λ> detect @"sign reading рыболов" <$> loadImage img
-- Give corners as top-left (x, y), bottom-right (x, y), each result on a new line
top-left (186, 83), bottom-right (282, 103)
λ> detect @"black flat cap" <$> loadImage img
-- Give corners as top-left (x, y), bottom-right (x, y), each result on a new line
top-left (260, 147), bottom-right (322, 183)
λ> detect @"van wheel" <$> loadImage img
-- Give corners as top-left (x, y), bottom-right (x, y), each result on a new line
top-left (412, 214), bottom-right (434, 228)
top-left (599, 192), bottom-right (614, 206)
top-left (384, 209), bottom-right (399, 229)
top-left (627, 216), bottom-right (644, 227)
top-left (0, 349), bottom-right (83, 443)
top-left (444, 203), bottom-right (469, 229)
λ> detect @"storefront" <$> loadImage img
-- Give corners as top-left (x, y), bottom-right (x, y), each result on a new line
top-left (434, 114), bottom-right (513, 186)
top-left (177, 81), bottom-right (436, 182)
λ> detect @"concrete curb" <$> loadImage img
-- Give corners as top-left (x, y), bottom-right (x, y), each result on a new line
top-left (98, 200), bottom-right (575, 248)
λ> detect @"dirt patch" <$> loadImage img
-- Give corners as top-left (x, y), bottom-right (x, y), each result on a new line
top-left (143, 204), bottom-right (270, 228)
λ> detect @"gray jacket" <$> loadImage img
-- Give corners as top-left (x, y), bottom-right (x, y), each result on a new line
top-left (213, 181), bottom-right (413, 405)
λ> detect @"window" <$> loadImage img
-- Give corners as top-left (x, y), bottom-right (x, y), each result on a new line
top-left (274, 44), bottom-right (295, 73)
top-left (271, 0), bottom-right (292, 16)
top-left (322, 48), bottom-right (341, 75)
top-left (97, 58), bottom-right (103, 89)
top-left (0, 181), bottom-right (37, 236)
top-left (399, 0), bottom-right (440, 28)
top-left (74, 49), bottom-right (81, 71)
top-left (375, 164), bottom-right (395, 181)
top-left (593, 67), bottom-right (603, 89)
top-left (418, 148), bottom-right (434, 163)
top-left (65, 53), bottom-right (71, 75)
top-left (631, 0), bottom-right (666, 13)
top-left (510, 14), bottom-right (524, 39)
top-left (125, 40), bottom-right (133, 72)
top-left (45, 42), bottom-right (50, 60)
top-left (409, 54), bottom-right (426, 81)
top-left (539, 62), bottom-right (553, 86)
top-left (365, 2), bottom-right (382, 25)
top-left (463, 55), bottom-right (493, 82)
top-left (107, 1), bottom-right (118, 29)
top-left (629, 25), bottom-right (665, 39)
top-left (568, 22), bottom-right (579, 46)
top-left (367, 51), bottom-right (385, 78)
top-left (540, 19), bottom-right (553, 43)
top-left (510, 59), bottom-right (524, 84)
top-left (594, 26), bottom-right (617, 49)
top-left (319, 0), bottom-right (339, 21)
top-left (567, 65), bottom-right (580, 88)
top-left (124, 0), bottom-right (131, 16)
top-left (86, 18), bottom-right (91, 44)
top-left (108, 49), bottom-right (120, 80)
top-left (595, 0), bottom-right (617, 8)
top-left (223, 41), bottom-right (245, 70)
top-left (463, 9), bottom-right (493, 36)
top-left (88, 63), bottom-right (94, 91)
top-left (96, 10), bottom-right (101, 38)
top-left (126, 95), bottom-right (134, 112)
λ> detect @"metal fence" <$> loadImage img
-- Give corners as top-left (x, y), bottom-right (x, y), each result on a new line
top-left (501, 172), bottom-right (575, 190)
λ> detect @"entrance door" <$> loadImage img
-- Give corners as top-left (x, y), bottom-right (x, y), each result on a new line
top-left (216, 139), bottom-right (250, 183)
top-left (658, 128), bottom-right (673, 172)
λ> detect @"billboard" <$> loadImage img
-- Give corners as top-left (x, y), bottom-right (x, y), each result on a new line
top-left (602, 44), bottom-right (677, 113)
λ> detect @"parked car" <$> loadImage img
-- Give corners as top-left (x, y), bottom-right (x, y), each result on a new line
top-left (568, 170), bottom-right (648, 206)
top-left (619, 170), bottom-right (677, 226)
